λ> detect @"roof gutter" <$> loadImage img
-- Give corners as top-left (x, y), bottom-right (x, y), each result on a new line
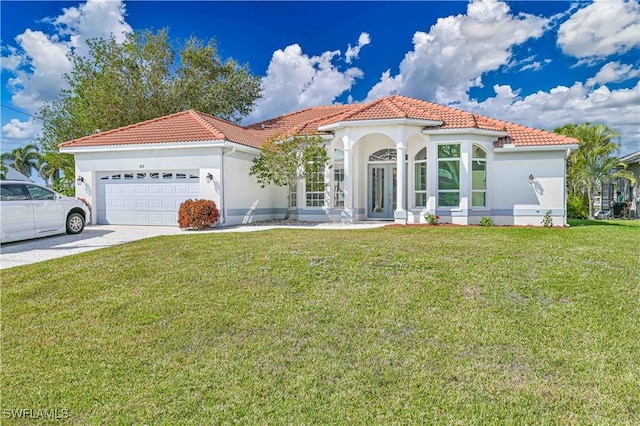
top-left (59, 140), bottom-right (261, 155)
top-left (494, 143), bottom-right (579, 153)
top-left (422, 128), bottom-right (508, 138)
top-left (318, 118), bottom-right (443, 131)
top-left (219, 143), bottom-right (237, 226)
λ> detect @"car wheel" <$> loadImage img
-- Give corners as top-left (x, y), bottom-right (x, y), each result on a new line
top-left (66, 212), bottom-right (85, 234)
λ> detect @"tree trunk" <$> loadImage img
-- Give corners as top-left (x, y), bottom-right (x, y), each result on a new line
top-left (587, 188), bottom-right (594, 219)
top-left (284, 192), bottom-right (291, 220)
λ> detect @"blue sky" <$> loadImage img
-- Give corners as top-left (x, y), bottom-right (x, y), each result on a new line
top-left (2, 0), bottom-right (639, 156)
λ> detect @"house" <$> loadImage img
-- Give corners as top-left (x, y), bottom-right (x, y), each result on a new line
top-left (59, 95), bottom-right (579, 227)
top-left (2, 166), bottom-right (34, 182)
top-left (619, 151), bottom-right (640, 218)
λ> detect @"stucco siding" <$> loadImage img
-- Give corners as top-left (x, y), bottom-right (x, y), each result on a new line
top-left (493, 150), bottom-right (567, 226)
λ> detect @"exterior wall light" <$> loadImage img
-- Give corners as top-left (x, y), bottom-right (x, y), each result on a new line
top-left (206, 173), bottom-right (213, 183)
top-left (528, 174), bottom-right (535, 184)
top-left (77, 176), bottom-right (85, 184)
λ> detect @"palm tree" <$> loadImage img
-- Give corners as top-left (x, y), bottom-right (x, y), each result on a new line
top-left (555, 123), bottom-right (637, 218)
top-left (3, 143), bottom-right (40, 178)
top-left (37, 155), bottom-right (61, 185)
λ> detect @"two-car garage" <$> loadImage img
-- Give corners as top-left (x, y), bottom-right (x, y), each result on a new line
top-left (96, 170), bottom-right (200, 225)
top-left (59, 109), bottom-right (274, 228)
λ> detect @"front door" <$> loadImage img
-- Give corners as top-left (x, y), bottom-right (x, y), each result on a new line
top-left (368, 164), bottom-right (397, 219)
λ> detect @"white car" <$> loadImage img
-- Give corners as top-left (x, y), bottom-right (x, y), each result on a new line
top-left (0, 181), bottom-right (89, 244)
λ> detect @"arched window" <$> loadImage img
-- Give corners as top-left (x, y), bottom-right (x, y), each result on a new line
top-left (414, 147), bottom-right (427, 207)
top-left (369, 149), bottom-right (397, 161)
top-left (472, 145), bottom-right (487, 208)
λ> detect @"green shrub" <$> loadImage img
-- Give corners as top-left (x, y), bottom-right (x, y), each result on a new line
top-left (542, 210), bottom-right (553, 227)
top-left (424, 212), bottom-right (440, 225)
top-left (479, 216), bottom-right (493, 227)
top-left (567, 193), bottom-right (588, 219)
top-left (53, 177), bottom-right (75, 196)
top-left (178, 199), bottom-right (220, 230)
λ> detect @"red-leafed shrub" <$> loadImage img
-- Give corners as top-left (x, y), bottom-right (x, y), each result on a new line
top-left (178, 199), bottom-right (220, 230)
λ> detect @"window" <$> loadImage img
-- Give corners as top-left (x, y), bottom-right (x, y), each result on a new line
top-left (290, 183), bottom-right (297, 208)
top-left (369, 149), bottom-right (397, 161)
top-left (26, 185), bottom-right (56, 200)
top-left (0, 184), bottom-right (29, 201)
top-left (305, 152), bottom-right (326, 207)
top-left (472, 145), bottom-right (487, 207)
top-left (437, 144), bottom-right (460, 207)
top-left (334, 149), bottom-right (345, 208)
top-left (414, 147), bottom-right (427, 207)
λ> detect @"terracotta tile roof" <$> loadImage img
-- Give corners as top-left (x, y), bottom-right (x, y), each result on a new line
top-left (59, 95), bottom-right (578, 149)
top-left (59, 110), bottom-right (261, 149)
top-left (247, 95), bottom-right (577, 147)
top-left (245, 104), bottom-right (353, 141)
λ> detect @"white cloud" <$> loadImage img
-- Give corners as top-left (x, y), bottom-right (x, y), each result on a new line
top-left (463, 81), bottom-right (640, 156)
top-left (520, 61), bottom-right (542, 72)
top-left (7, 29), bottom-right (73, 111)
top-left (49, 0), bottom-right (131, 56)
top-left (1, 118), bottom-right (42, 140)
top-left (365, 0), bottom-right (549, 104)
top-left (1, 0), bottom-right (132, 142)
top-left (557, 0), bottom-right (640, 60)
top-left (246, 43), bottom-right (364, 123)
top-left (586, 61), bottom-right (640, 86)
top-left (517, 56), bottom-right (551, 72)
top-left (345, 32), bottom-right (371, 64)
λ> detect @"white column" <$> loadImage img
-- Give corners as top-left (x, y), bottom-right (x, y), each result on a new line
top-left (341, 135), bottom-right (354, 223)
top-left (395, 142), bottom-right (407, 224)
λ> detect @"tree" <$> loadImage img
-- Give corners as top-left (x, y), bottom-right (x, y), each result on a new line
top-left (249, 135), bottom-right (329, 220)
top-left (1, 144), bottom-right (40, 177)
top-left (37, 154), bottom-right (61, 185)
top-left (555, 123), bottom-right (636, 218)
top-left (37, 29), bottom-right (261, 154)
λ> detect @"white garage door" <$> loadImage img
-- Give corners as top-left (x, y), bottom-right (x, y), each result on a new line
top-left (97, 171), bottom-right (200, 225)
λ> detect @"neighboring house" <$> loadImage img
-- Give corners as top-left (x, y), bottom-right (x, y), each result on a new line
top-left (59, 95), bottom-right (578, 227)
top-left (2, 166), bottom-right (34, 182)
top-left (619, 150), bottom-right (640, 218)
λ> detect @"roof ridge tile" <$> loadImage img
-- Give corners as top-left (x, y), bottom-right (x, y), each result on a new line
top-left (187, 110), bottom-right (226, 140)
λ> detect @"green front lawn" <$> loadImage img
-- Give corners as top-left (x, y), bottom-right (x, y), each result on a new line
top-left (2, 221), bottom-right (639, 424)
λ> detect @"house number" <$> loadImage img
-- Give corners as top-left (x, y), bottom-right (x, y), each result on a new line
top-left (139, 165), bottom-right (145, 168)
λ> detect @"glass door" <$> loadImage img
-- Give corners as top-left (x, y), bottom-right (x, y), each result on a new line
top-left (368, 164), bottom-right (397, 219)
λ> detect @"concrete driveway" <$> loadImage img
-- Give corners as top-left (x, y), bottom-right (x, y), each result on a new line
top-left (0, 225), bottom-right (199, 269)
top-left (0, 222), bottom-right (386, 269)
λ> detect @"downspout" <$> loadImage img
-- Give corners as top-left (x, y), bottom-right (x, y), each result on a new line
top-left (564, 148), bottom-right (571, 226)
top-left (219, 144), bottom-right (236, 225)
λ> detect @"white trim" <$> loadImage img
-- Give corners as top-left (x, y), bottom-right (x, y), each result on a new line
top-left (318, 118), bottom-right (443, 131)
top-left (422, 128), bottom-right (508, 138)
top-left (494, 144), bottom-right (579, 153)
top-left (60, 140), bottom-right (261, 155)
